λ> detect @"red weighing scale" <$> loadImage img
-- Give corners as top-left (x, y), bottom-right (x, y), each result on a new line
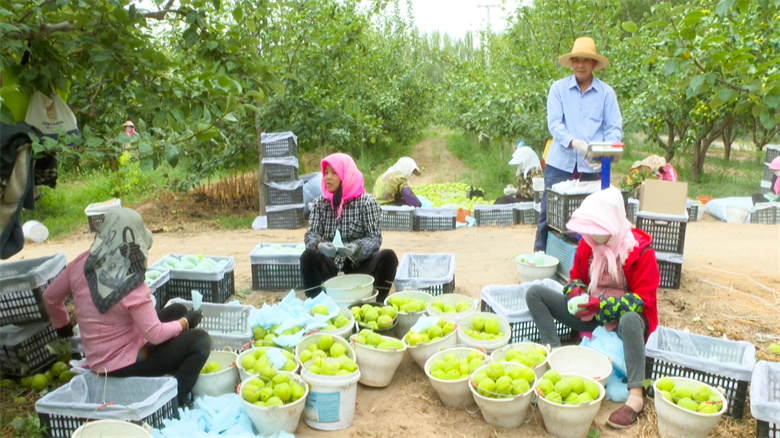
top-left (584, 142), bottom-right (625, 189)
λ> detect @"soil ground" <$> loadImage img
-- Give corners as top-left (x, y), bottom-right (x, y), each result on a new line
top-left (3, 138), bottom-right (779, 437)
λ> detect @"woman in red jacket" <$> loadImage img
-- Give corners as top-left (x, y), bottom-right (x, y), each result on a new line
top-left (525, 187), bottom-right (659, 430)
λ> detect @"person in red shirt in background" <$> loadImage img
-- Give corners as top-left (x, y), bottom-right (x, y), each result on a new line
top-left (43, 208), bottom-right (210, 407)
top-left (525, 187), bottom-right (659, 429)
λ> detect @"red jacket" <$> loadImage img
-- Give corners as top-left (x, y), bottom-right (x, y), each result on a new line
top-left (570, 228), bottom-right (659, 337)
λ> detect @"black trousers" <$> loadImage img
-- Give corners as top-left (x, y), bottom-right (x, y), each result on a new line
top-left (300, 248), bottom-right (399, 302)
top-left (108, 303), bottom-right (211, 405)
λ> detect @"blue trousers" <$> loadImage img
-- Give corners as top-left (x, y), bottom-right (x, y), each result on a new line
top-left (533, 165), bottom-right (600, 252)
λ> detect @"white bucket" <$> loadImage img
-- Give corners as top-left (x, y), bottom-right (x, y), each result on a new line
top-left (536, 373), bottom-right (606, 438)
top-left (425, 293), bottom-right (477, 324)
top-left (547, 346), bottom-right (612, 386)
top-left (323, 274), bottom-right (374, 302)
top-left (333, 290), bottom-right (377, 306)
top-left (72, 420), bottom-right (151, 438)
top-left (349, 334), bottom-right (406, 387)
top-left (237, 347), bottom-right (300, 382)
top-left (457, 312), bottom-right (511, 353)
top-left (192, 350), bottom-right (239, 398)
top-left (406, 323), bottom-right (459, 369)
top-left (468, 362), bottom-right (536, 429)
top-left (424, 347), bottom-right (489, 408)
top-left (654, 376), bottom-right (728, 438)
top-left (491, 342), bottom-right (551, 381)
top-left (295, 333), bottom-right (356, 368)
top-left (300, 367), bottom-right (361, 430)
top-left (22, 220), bottom-right (49, 243)
top-left (240, 373), bottom-right (308, 436)
top-left (384, 290), bottom-right (433, 338)
top-left (318, 306), bottom-right (355, 339)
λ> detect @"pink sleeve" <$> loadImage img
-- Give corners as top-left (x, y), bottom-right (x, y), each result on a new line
top-left (123, 288), bottom-right (182, 345)
top-left (42, 254), bottom-right (82, 329)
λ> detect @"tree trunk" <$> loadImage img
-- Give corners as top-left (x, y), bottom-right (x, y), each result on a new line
top-left (255, 112), bottom-right (266, 216)
top-left (721, 118), bottom-right (733, 161)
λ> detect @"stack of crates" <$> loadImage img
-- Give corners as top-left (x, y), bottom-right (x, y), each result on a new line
top-left (635, 211), bottom-right (687, 289)
top-left (0, 254), bottom-right (67, 377)
top-left (760, 144), bottom-right (780, 194)
top-left (261, 132), bottom-right (304, 229)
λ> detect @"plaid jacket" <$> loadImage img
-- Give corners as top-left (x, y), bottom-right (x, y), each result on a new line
top-left (304, 193), bottom-right (382, 268)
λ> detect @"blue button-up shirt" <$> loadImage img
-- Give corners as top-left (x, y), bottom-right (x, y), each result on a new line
top-left (546, 75), bottom-right (622, 173)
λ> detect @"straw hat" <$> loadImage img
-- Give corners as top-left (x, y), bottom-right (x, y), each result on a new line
top-left (558, 37), bottom-right (610, 71)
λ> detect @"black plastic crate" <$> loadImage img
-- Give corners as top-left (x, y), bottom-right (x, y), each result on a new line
top-left (546, 189), bottom-right (587, 234)
top-left (380, 207), bottom-right (414, 232)
top-left (0, 253), bottom-right (67, 326)
top-left (686, 203), bottom-right (699, 222)
top-left (149, 255), bottom-right (235, 305)
top-left (474, 206), bottom-right (514, 227)
top-left (753, 361), bottom-right (779, 438)
top-left (267, 205), bottom-right (305, 229)
top-left (262, 163), bottom-right (298, 182)
top-left (635, 213), bottom-right (687, 255)
top-left (514, 205), bottom-right (537, 225)
top-left (750, 205), bottom-right (778, 224)
top-left (757, 421), bottom-right (779, 438)
top-left (657, 256), bottom-right (682, 289)
top-left (264, 183), bottom-right (304, 206)
top-left (0, 322), bottom-right (59, 376)
top-left (36, 375), bottom-right (178, 437)
top-left (480, 300), bottom-right (572, 344)
top-left (250, 243), bottom-right (303, 290)
top-left (627, 200), bottom-right (638, 224)
top-left (767, 146), bottom-right (780, 163)
top-left (413, 208), bottom-right (457, 231)
top-left (762, 164), bottom-right (774, 182)
top-left (260, 133), bottom-right (297, 157)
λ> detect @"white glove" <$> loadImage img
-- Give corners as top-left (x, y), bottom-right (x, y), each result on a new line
top-left (503, 185), bottom-right (518, 196)
top-left (571, 139), bottom-right (589, 156)
top-left (590, 160), bottom-right (602, 172)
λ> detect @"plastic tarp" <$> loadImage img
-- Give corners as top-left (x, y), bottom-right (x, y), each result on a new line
top-left (645, 326), bottom-right (756, 383)
top-left (394, 253), bottom-right (456, 291)
top-left (0, 252), bottom-right (66, 294)
top-left (479, 279), bottom-right (562, 324)
top-left (264, 180), bottom-right (304, 191)
top-left (265, 203), bottom-right (305, 213)
top-left (261, 156), bottom-right (299, 169)
top-left (703, 197), bottom-right (753, 223)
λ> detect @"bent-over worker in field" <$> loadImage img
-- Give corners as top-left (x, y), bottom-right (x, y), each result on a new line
top-left (301, 153), bottom-right (399, 302)
top-left (494, 145), bottom-right (544, 204)
top-left (43, 208), bottom-right (210, 407)
top-left (534, 36), bottom-right (623, 252)
top-left (525, 188), bottom-right (659, 429)
top-left (371, 157), bottom-right (423, 207)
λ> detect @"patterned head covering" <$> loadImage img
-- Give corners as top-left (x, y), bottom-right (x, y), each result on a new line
top-left (383, 157), bottom-right (421, 180)
top-left (84, 208), bottom-right (153, 313)
top-left (566, 188), bottom-right (637, 291)
top-left (321, 153), bottom-right (365, 219)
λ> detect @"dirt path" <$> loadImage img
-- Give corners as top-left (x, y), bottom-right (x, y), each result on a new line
top-left (410, 134), bottom-right (470, 184)
top-left (5, 137), bottom-right (779, 438)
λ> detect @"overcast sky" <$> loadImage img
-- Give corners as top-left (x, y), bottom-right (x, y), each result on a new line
top-left (408, 0), bottom-right (525, 40)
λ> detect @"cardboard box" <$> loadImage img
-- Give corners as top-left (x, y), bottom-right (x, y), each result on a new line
top-left (639, 179), bottom-right (688, 216)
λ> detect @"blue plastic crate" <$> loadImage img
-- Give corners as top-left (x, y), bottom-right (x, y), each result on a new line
top-left (546, 231), bottom-right (578, 282)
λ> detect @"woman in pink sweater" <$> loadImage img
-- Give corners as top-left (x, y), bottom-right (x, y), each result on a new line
top-left (43, 208), bottom-right (210, 406)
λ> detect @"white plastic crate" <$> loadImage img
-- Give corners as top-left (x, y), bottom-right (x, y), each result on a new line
top-left (645, 325), bottom-right (756, 418)
top-left (36, 374), bottom-right (177, 437)
top-left (249, 243), bottom-right (303, 290)
top-left (84, 198), bottom-right (121, 232)
top-left (394, 253), bottom-right (455, 296)
top-left (0, 253), bottom-right (67, 326)
top-left (479, 280), bottom-right (572, 344)
top-left (166, 298), bottom-right (252, 351)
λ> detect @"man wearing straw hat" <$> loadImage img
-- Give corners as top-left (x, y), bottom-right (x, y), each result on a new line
top-left (533, 36), bottom-right (623, 252)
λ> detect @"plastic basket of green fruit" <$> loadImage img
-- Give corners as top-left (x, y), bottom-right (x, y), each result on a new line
top-left (457, 312), bottom-right (511, 353)
top-left (384, 289), bottom-right (432, 338)
top-left (425, 293), bottom-right (477, 324)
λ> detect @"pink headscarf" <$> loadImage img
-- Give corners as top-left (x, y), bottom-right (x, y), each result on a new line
top-left (320, 153), bottom-right (365, 219)
top-left (770, 156), bottom-right (780, 195)
top-left (566, 188), bottom-right (637, 291)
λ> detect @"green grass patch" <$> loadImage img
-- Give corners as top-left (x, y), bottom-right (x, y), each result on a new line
top-left (211, 214), bottom-right (256, 230)
top-left (444, 132), bottom-right (520, 199)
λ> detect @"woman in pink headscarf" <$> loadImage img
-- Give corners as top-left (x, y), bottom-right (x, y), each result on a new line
top-left (525, 187), bottom-right (659, 429)
top-left (753, 156), bottom-right (780, 204)
top-left (301, 153), bottom-right (398, 301)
